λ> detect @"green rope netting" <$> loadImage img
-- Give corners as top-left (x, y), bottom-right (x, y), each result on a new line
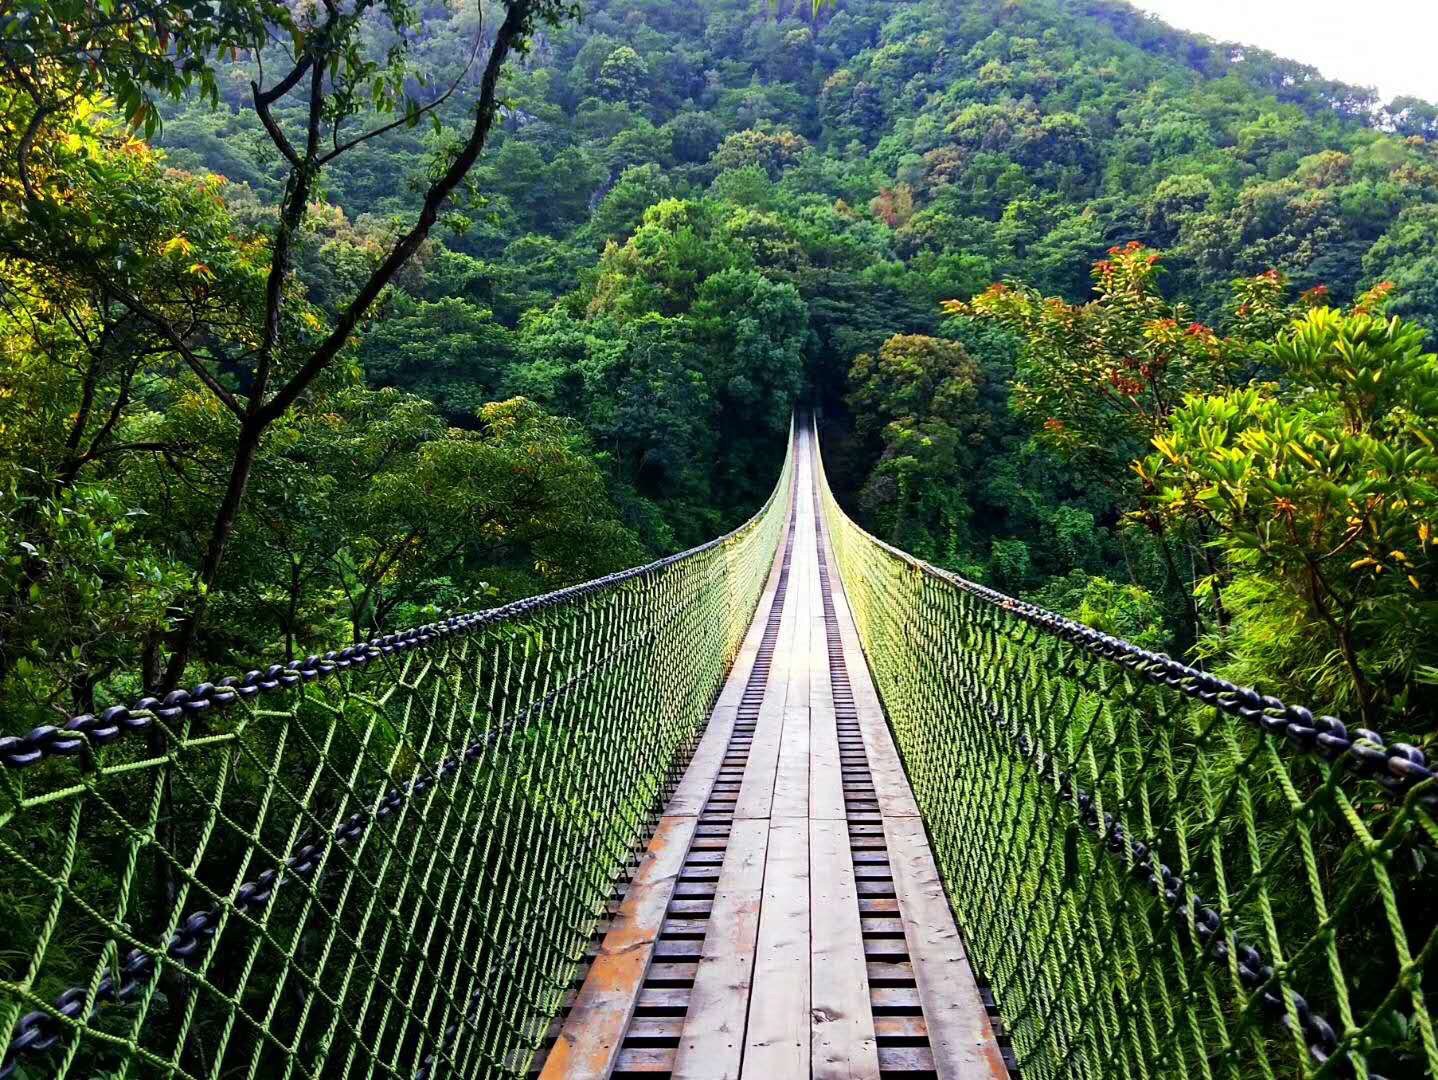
top-left (0, 432), bottom-right (793, 1080)
top-left (813, 433), bottom-right (1436, 1080)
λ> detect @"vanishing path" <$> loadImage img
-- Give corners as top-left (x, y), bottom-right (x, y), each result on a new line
top-left (539, 425), bottom-right (1007, 1079)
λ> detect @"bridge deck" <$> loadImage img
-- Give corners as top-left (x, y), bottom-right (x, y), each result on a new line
top-left (539, 426), bottom-right (1006, 1080)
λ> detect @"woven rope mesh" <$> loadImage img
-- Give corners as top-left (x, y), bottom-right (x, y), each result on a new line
top-left (812, 429), bottom-right (1436, 1080)
top-left (0, 434), bottom-right (794, 1080)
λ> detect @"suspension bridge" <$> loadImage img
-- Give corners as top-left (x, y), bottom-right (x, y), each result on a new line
top-left (0, 418), bottom-right (1433, 1080)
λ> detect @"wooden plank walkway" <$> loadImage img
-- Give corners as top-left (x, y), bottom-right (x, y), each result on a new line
top-left (540, 424), bottom-right (1007, 1080)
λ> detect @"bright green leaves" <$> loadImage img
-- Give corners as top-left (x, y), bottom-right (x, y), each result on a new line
top-left (3, 0), bottom-right (282, 136)
top-left (0, 485), bottom-right (189, 728)
top-left (847, 334), bottom-right (986, 561)
top-left (1139, 300), bottom-right (1438, 724)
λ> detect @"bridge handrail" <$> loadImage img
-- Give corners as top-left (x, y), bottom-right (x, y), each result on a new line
top-left (811, 418), bottom-right (1435, 1080)
top-left (0, 422), bottom-right (796, 1080)
top-left (0, 434), bottom-right (793, 775)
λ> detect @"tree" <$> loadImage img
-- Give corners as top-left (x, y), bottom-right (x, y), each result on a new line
top-left (590, 199), bottom-right (734, 317)
top-left (1363, 204), bottom-right (1438, 335)
top-left (359, 297), bottom-right (516, 417)
top-left (2, 0), bottom-right (581, 686)
top-left (692, 268), bottom-right (808, 498)
top-left (847, 334), bottom-right (987, 563)
top-left (0, 107), bottom-right (264, 697)
top-left (665, 110), bottom-right (726, 164)
top-left (590, 164), bottom-right (677, 244)
top-left (950, 244), bottom-right (1240, 481)
top-left (1137, 290), bottom-right (1437, 727)
top-left (1386, 95), bottom-right (1438, 138)
top-left (340, 396), bottom-right (647, 634)
top-left (709, 127), bottom-right (811, 179)
top-left (596, 45), bottom-right (650, 111)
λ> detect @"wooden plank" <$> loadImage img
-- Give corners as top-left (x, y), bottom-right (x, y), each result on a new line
top-left (771, 700), bottom-right (811, 820)
top-left (613, 1046), bottom-right (677, 1072)
top-left (671, 817), bottom-right (770, 1080)
top-left (878, 1045), bottom-right (938, 1072)
top-left (741, 816), bottom-right (810, 1075)
top-left (884, 815), bottom-right (1008, 1080)
top-left (667, 704), bottom-right (737, 817)
top-left (810, 417), bottom-right (1005, 1080)
top-left (711, 485), bottom-right (794, 714)
top-left (810, 818), bottom-right (881, 1079)
top-left (541, 815), bottom-right (697, 1080)
top-left (808, 601), bottom-right (845, 820)
top-left (815, 504), bottom-right (920, 820)
top-left (650, 426), bottom-right (797, 816)
top-left (734, 487), bottom-right (805, 821)
top-left (771, 429), bottom-right (816, 821)
top-left (807, 450), bottom-right (845, 821)
top-left (770, 533), bottom-right (811, 820)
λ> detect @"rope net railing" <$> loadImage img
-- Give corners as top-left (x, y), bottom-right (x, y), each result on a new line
top-left (0, 428), bottom-right (794, 1080)
top-left (811, 422), bottom-right (1436, 1080)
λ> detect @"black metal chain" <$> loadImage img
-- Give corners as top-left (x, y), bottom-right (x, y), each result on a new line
top-left (0, 651), bottom-right (597, 1080)
top-left (987, 703), bottom-right (1378, 1080)
top-left (854, 529), bottom-right (1435, 802)
top-left (0, 483), bottom-right (789, 774)
top-left (0, 582), bottom-right (704, 1080)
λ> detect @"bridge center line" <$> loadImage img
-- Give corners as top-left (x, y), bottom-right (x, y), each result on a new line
top-left (538, 435), bottom-right (800, 1080)
top-left (538, 421), bottom-right (1006, 1079)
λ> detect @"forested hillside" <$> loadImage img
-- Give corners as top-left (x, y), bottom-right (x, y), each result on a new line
top-left (4, 0), bottom-right (1437, 761)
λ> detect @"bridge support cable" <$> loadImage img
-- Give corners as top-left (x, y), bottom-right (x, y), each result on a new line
top-left (0, 426), bottom-right (796, 1080)
top-left (811, 416), bottom-right (1437, 1080)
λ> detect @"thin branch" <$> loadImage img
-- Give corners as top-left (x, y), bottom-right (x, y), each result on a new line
top-left (317, 28), bottom-right (487, 166)
top-left (257, 0), bottom-right (529, 426)
top-left (79, 441), bottom-right (176, 461)
top-left (83, 359), bottom-right (140, 459)
top-left (100, 283), bottom-right (246, 417)
top-left (15, 102), bottom-right (54, 203)
top-left (251, 7), bottom-right (336, 408)
top-left (250, 81), bottom-right (302, 168)
top-left (254, 53), bottom-right (314, 108)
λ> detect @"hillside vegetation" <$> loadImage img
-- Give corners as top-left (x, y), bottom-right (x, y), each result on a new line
top-left (4, 0), bottom-right (1437, 845)
top-left (2, 2), bottom-right (1437, 1076)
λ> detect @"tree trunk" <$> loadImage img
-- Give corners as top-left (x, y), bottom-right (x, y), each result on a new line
top-left (160, 421), bottom-right (264, 689)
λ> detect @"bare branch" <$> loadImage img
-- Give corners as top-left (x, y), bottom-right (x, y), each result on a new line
top-left (317, 27), bottom-right (488, 166)
top-left (257, 0), bottom-right (531, 426)
top-left (250, 80), bottom-right (301, 167)
top-left (254, 54), bottom-right (314, 108)
top-left (251, 8), bottom-right (337, 408)
top-left (100, 282), bottom-right (246, 417)
top-left (79, 441), bottom-right (176, 462)
top-left (15, 101), bottom-right (54, 202)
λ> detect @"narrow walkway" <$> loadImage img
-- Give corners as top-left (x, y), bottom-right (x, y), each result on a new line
top-left (539, 426), bottom-right (1007, 1079)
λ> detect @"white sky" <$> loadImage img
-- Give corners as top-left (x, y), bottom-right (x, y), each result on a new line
top-left (1127, 0), bottom-right (1438, 105)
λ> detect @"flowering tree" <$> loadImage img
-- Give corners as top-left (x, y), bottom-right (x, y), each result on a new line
top-left (947, 243), bottom-right (1242, 480)
top-left (1138, 288), bottom-right (1437, 727)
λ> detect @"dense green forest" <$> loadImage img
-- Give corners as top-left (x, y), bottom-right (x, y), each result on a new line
top-left (3, 0), bottom-right (1437, 780)
top-left (2, 2), bottom-right (1437, 1077)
